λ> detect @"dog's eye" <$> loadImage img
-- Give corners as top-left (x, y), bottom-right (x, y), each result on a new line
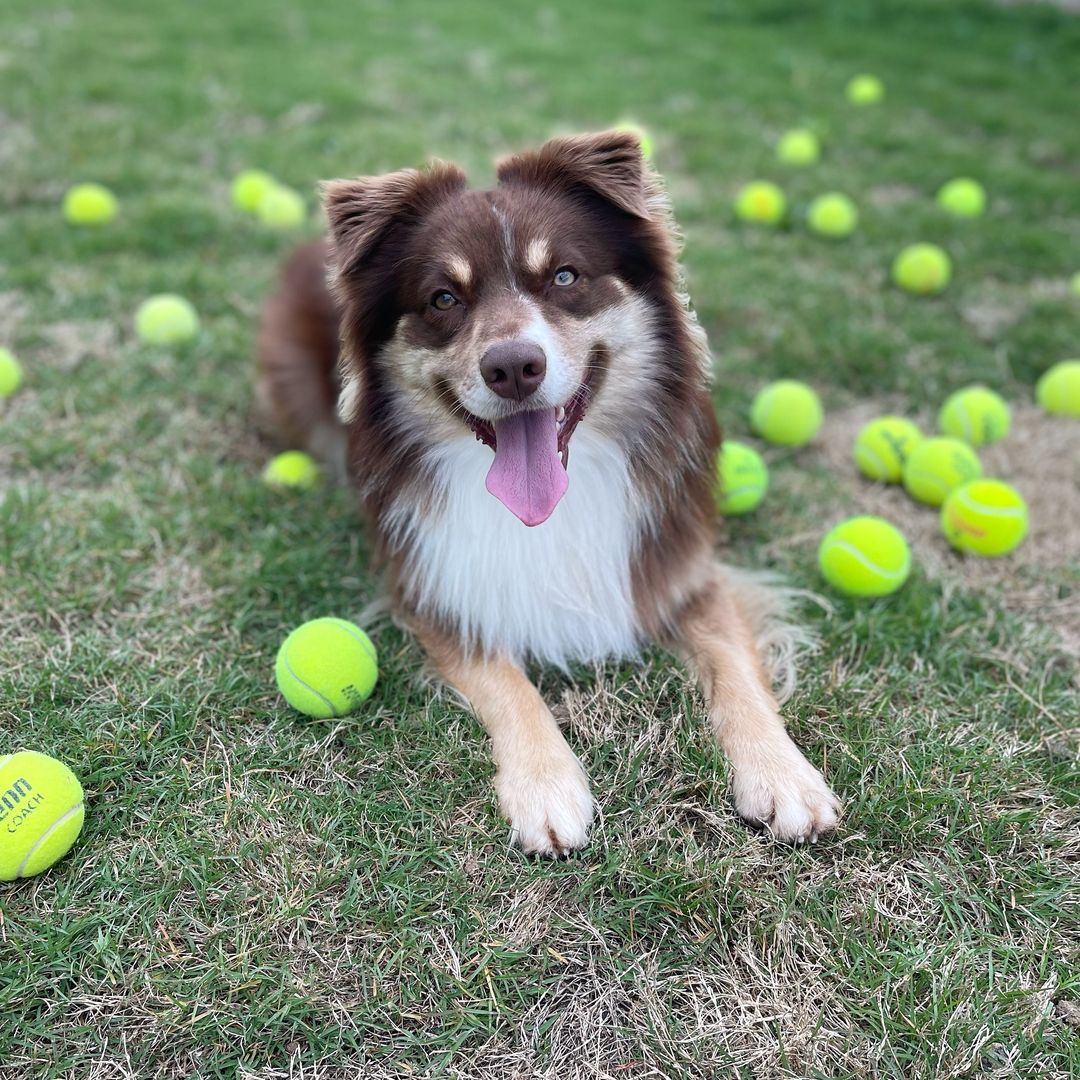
top-left (432, 290), bottom-right (458, 310)
top-left (553, 267), bottom-right (578, 287)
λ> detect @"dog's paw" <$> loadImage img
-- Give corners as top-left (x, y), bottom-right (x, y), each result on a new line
top-left (494, 748), bottom-right (594, 856)
top-left (731, 743), bottom-right (841, 844)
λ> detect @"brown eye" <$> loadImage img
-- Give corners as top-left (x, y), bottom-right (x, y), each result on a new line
top-left (432, 290), bottom-right (458, 310)
top-left (553, 267), bottom-right (577, 287)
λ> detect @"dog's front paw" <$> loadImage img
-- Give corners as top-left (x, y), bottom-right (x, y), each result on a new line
top-left (494, 748), bottom-right (594, 856)
top-left (732, 742), bottom-right (841, 844)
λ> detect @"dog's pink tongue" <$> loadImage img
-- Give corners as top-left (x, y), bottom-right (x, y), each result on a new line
top-left (486, 408), bottom-right (568, 526)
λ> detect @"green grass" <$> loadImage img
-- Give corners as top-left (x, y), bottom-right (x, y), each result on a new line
top-left (1, 1), bottom-right (1079, 1077)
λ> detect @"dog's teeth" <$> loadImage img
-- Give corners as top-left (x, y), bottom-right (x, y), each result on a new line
top-left (557, 406), bottom-right (566, 423)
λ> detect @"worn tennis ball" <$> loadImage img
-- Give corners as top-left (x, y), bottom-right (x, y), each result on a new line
top-left (818, 516), bottom-right (911, 597)
top-left (715, 440), bottom-right (769, 515)
top-left (937, 178), bottom-right (986, 218)
top-left (902, 436), bottom-right (982, 506)
top-left (776, 129), bottom-right (820, 166)
top-left (62, 182), bottom-right (118, 225)
top-left (263, 450), bottom-right (321, 489)
top-left (807, 192), bottom-right (858, 238)
top-left (853, 416), bottom-right (923, 483)
top-left (0, 751), bottom-right (85, 881)
top-left (134, 294), bottom-right (200, 345)
top-left (846, 74), bottom-right (884, 105)
top-left (257, 185), bottom-right (307, 228)
top-left (735, 181), bottom-right (787, 226)
top-left (940, 480), bottom-right (1028, 557)
top-left (0, 347), bottom-right (23, 398)
top-left (1035, 359), bottom-right (1080, 418)
top-left (892, 243), bottom-right (952, 296)
top-left (614, 119), bottom-right (654, 160)
top-left (750, 380), bottom-right (823, 447)
top-left (275, 617), bottom-right (379, 719)
top-left (231, 169), bottom-right (276, 213)
top-left (937, 386), bottom-right (1011, 446)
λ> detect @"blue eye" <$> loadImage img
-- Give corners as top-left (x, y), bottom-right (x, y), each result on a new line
top-left (432, 290), bottom-right (458, 310)
top-left (553, 267), bottom-right (578, 286)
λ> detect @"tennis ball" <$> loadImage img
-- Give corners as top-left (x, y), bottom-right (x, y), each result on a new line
top-left (275, 617), bottom-right (379, 719)
top-left (1071, 272), bottom-right (1080, 296)
top-left (134, 294), bottom-right (200, 346)
top-left (0, 347), bottom-right (23, 398)
top-left (62, 182), bottom-right (118, 226)
top-left (735, 181), bottom-right (787, 226)
top-left (263, 450), bottom-right (321, 489)
top-left (846, 74), bottom-right (884, 106)
top-left (0, 751), bottom-right (85, 881)
top-left (941, 480), bottom-right (1028, 557)
top-left (937, 178), bottom-right (986, 218)
top-left (614, 119), bottom-right (654, 160)
top-left (257, 185), bottom-right (307, 229)
top-left (714, 440), bottom-right (769, 515)
top-left (750, 380), bottom-right (823, 447)
top-left (807, 192), bottom-right (858, 238)
top-left (892, 243), bottom-right (952, 296)
top-left (1035, 359), bottom-right (1080, 418)
top-left (937, 386), bottom-right (1011, 446)
top-left (776, 129), bottom-right (820, 166)
top-left (853, 416), bottom-right (923, 483)
top-left (818, 516), bottom-right (911, 598)
top-left (231, 169), bottom-right (276, 213)
top-left (902, 436), bottom-right (982, 507)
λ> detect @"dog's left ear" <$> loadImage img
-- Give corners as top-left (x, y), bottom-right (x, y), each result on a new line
top-left (496, 130), bottom-right (650, 220)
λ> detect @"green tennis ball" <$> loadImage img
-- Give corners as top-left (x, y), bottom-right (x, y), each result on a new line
top-left (263, 450), bottom-right (321, 489)
top-left (0, 751), bottom-right (85, 881)
top-left (714, 440), bottom-right (769, 515)
top-left (807, 192), bottom-right (858, 238)
top-left (257, 185), bottom-right (307, 229)
top-left (614, 119), bottom-right (654, 160)
top-left (937, 386), bottom-right (1011, 446)
top-left (846, 74), bottom-right (884, 106)
top-left (135, 294), bottom-right (200, 346)
top-left (853, 416), bottom-right (923, 483)
top-left (941, 480), bottom-right (1028, 557)
top-left (902, 436), bottom-right (982, 507)
top-left (750, 380), bottom-right (823, 447)
top-left (1035, 359), bottom-right (1080, 418)
top-left (776, 129), bottom-right (820, 166)
top-left (275, 617), bottom-right (379, 719)
top-left (735, 181), bottom-right (787, 226)
top-left (818, 516), bottom-right (911, 597)
top-left (892, 243), bottom-right (952, 296)
top-left (1071, 272), bottom-right (1080, 296)
top-left (231, 169), bottom-right (276, 213)
top-left (0, 347), bottom-right (23, 398)
top-left (937, 178), bottom-right (986, 218)
top-left (62, 182), bottom-right (118, 226)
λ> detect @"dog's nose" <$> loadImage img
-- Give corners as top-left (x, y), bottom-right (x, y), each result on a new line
top-left (480, 340), bottom-right (547, 402)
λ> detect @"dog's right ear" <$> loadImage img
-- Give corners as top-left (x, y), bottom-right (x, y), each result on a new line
top-left (322, 162), bottom-right (467, 276)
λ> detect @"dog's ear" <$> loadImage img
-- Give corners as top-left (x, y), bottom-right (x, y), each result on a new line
top-left (496, 130), bottom-right (649, 220)
top-left (321, 162), bottom-right (467, 275)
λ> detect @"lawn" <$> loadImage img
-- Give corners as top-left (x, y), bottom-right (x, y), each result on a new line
top-left (1, 1), bottom-right (1078, 1077)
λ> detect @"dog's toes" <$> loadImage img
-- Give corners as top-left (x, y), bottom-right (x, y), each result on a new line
top-left (495, 751), bottom-right (595, 857)
top-left (732, 749), bottom-right (841, 845)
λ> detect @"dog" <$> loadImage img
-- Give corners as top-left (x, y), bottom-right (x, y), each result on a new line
top-left (255, 130), bottom-right (840, 855)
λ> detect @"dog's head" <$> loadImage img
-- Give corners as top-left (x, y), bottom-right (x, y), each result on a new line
top-left (324, 131), bottom-right (698, 527)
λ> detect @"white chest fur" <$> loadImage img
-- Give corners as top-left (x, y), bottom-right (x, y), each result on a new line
top-left (384, 427), bottom-right (645, 667)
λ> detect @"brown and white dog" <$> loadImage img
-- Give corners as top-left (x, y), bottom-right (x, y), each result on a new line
top-left (255, 131), bottom-right (840, 855)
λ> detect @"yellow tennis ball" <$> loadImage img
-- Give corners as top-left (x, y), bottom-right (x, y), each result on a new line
top-left (853, 416), bottom-right (923, 483)
top-left (735, 181), bottom-right (787, 226)
top-left (135, 294), bottom-right (200, 346)
top-left (846, 74), bottom-right (884, 105)
top-left (776, 129), bottom-right (820, 166)
top-left (807, 192), bottom-right (858, 238)
top-left (902, 436), bottom-right (982, 506)
top-left (263, 450), bottom-right (321, 489)
top-left (0, 751), bottom-right (85, 881)
top-left (1035, 359), bottom-right (1080, 418)
top-left (892, 243), bottom-right (952, 296)
top-left (614, 119), bottom-right (654, 160)
top-left (818, 516), bottom-right (911, 597)
top-left (715, 440), bottom-right (769, 515)
top-left (257, 185), bottom-right (307, 229)
top-left (0, 347), bottom-right (23, 398)
top-left (940, 479), bottom-right (1028, 557)
top-left (750, 380), bottom-right (823, 447)
top-left (62, 182), bottom-right (118, 226)
top-left (275, 617), bottom-right (379, 719)
top-left (231, 169), bottom-right (276, 213)
top-left (937, 178), bottom-right (986, 218)
top-left (937, 385), bottom-right (1011, 446)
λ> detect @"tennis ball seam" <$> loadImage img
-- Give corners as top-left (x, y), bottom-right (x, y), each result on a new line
top-left (951, 491), bottom-right (1025, 519)
top-left (328, 621), bottom-right (378, 664)
top-left (855, 445), bottom-right (889, 478)
top-left (15, 802), bottom-right (83, 878)
top-left (826, 539), bottom-right (908, 580)
top-left (280, 649), bottom-right (339, 717)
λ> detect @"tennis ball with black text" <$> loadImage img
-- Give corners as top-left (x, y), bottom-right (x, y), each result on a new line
top-left (275, 618), bottom-right (378, 719)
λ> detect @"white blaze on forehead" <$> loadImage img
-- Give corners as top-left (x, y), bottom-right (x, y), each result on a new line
top-left (524, 237), bottom-right (551, 276)
top-left (445, 254), bottom-right (472, 289)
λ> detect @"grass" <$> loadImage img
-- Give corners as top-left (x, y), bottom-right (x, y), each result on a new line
top-left (1, 0), bottom-right (1079, 1076)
